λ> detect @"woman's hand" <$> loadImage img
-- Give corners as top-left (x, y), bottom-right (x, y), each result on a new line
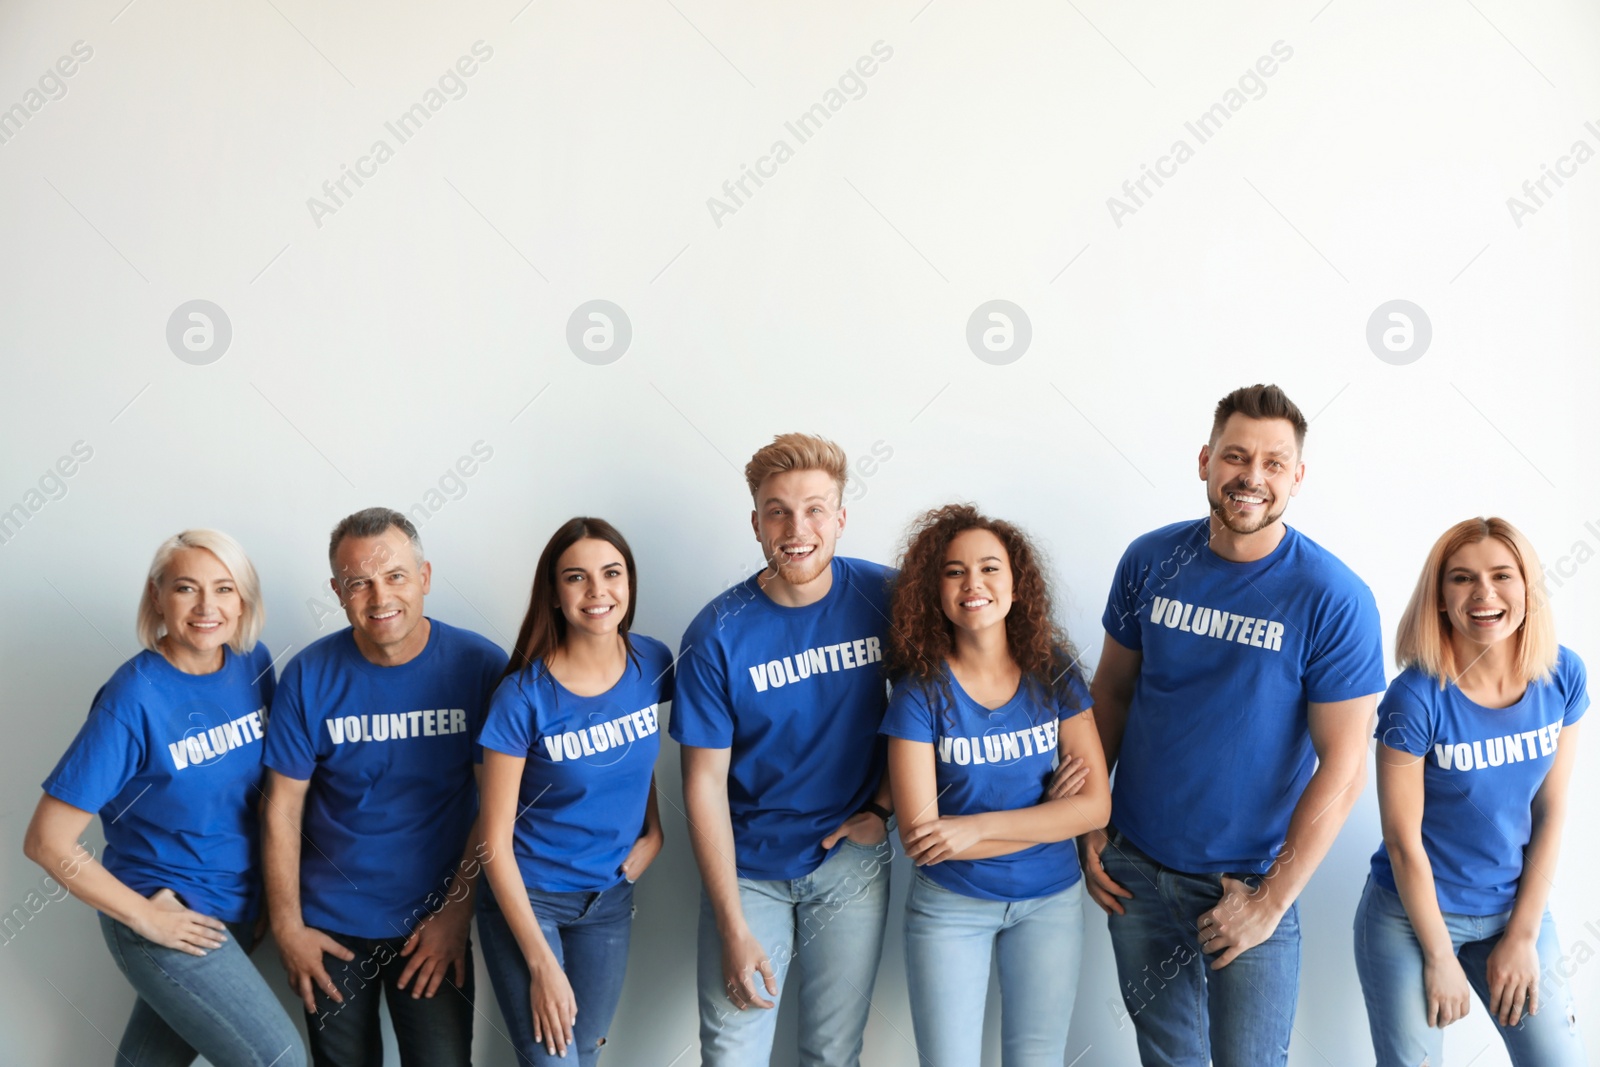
top-left (1422, 950), bottom-right (1473, 1028)
top-left (132, 888), bottom-right (228, 956)
top-left (1046, 755), bottom-right (1089, 799)
top-left (620, 823), bottom-right (663, 884)
top-left (900, 815), bottom-right (984, 865)
top-left (529, 955), bottom-right (578, 1057)
top-left (1486, 932), bottom-right (1540, 1027)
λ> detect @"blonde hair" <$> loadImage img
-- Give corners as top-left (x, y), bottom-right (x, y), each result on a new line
top-left (744, 433), bottom-right (849, 505)
top-left (136, 529), bottom-right (264, 654)
top-left (1395, 517), bottom-right (1557, 688)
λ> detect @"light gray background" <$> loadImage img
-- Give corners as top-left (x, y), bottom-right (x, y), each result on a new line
top-left (3, 1), bottom-right (1598, 1064)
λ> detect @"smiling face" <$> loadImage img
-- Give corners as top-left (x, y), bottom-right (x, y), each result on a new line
top-left (153, 547), bottom-right (241, 673)
top-left (939, 528), bottom-right (1014, 637)
top-left (1200, 414), bottom-right (1305, 537)
top-left (331, 525), bottom-right (432, 665)
top-left (751, 468), bottom-right (845, 591)
top-left (554, 537), bottom-right (630, 640)
top-left (1440, 537), bottom-right (1527, 654)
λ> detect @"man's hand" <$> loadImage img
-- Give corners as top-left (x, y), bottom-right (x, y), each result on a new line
top-left (1198, 875), bottom-right (1287, 969)
top-left (722, 925), bottom-right (778, 1010)
top-left (397, 895), bottom-right (471, 999)
top-left (1046, 755), bottom-right (1089, 799)
top-left (1423, 951), bottom-right (1473, 1028)
top-left (821, 811), bottom-right (887, 850)
top-left (1078, 829), bottom-right (1134, 915)
top-left (132, 888), bottom-right (228, 956)
top-left (1486, 931), bottom-right (1540, 1027)
top-left (275, 921), bottom-right (356, 1013)
top-left (900, 815), bottom-right (983, 866)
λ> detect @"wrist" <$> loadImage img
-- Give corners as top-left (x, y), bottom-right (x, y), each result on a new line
top-left (857, 800), bottom-right (892, 825)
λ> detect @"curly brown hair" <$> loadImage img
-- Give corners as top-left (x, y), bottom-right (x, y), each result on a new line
top-left (886, 503), bottom-right (1088, 714)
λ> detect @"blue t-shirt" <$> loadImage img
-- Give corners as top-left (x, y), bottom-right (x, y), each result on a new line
top-left (1102, 518), bottom-right (1385, 874)
top-left (264, 619), bottom-right (506, 939)
top-left (1370, 649), bottom-right (1588, 915)
top-left (43, 645), bottom-right (276, 923)
top-left (880, 668), bottom-right (1092, 901)
top-left (479, 635), bottom-right (674, 893)
top-left (669, 556), bottom-right (894, 880)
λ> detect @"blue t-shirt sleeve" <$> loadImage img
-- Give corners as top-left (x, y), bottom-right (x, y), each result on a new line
top-left (263, 667), bottom-right (317, 780)
top-left (479, 675), bottom-right (536, 757)
top-left (1560, 648), bottom-right (1589, 726)
top-left (470, 642), bottom-right (511, 763)
top-left (42, 695), bottom-right (143, 814)
top-left (1373, 676), bottom-right (1431, 757)
top-left (1305, 585), bottom-right (1386, 704)
top-left (879, 682), bottom-right (936, 743)
top-left (1100, 545), bottom-right (1145, 652)
top-left (668, 636), bottom-right (733, 748)
top-left (1060, 671), bottom-right (1093, 721)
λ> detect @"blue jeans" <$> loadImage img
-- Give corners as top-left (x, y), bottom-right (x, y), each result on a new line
top-left (903, 871), bottom-right (1085, 1066)
top-left (303, 928), bottom-right (474, 1067)
top-left (100, 912), bottom-right (306, 1067)
top-left (1354, 877), bottom-right (1587, 1066)
top-left (696, 837), bottom-right (891, 1067)
top-left (1100, 826), bottom-right (1300, 1067)
top-left (477, 879), bottom-right (636, 1066)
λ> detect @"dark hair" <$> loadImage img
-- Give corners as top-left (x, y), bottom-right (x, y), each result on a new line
top-left (886, 503), bottom-right (1087, 715)
top-left (1210, 384), bottom-right (1307, 454)
top-left (503, 517), bottom-right (639, 681)
top-left (328, 507), bottom-right (424, 575)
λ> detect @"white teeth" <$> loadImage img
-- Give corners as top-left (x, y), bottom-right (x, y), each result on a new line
top-left (371, 610), bottom-right (399, 620)
top-left (583, 606), bottom-right (612, 615)
top-left (1469, 610), bottom-right (1503, 618)
top-left (962, 598), bottom-right (990, 608)
top-left (1230, 493), bottom-right (1264, 504)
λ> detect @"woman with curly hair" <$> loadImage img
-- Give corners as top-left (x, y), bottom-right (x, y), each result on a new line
top-left (1355, 517), bottom-right (1587, 1066)
top-left (880, 503), bottom-right (1110, 1066)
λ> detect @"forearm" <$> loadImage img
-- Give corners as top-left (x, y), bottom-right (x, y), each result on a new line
top-left (443, 818), bottom-right (487, 912)
top-left (683, 774), bottom-right (745, 935)
top-left (1090, 695), bottom-right (1129, 774)
top-left (1505, 803), bottom-right (1565, 941)
top-left (1385, 840), bottom-right (1457, 961)
top-left (481, 826), bottom-right (556, 967)
top-left (1258, 757), bottom-right (1365, 911)
top-left (260, 796), bottom-right (307, 931)
top-left (25, 835), bottom-right (151, 928)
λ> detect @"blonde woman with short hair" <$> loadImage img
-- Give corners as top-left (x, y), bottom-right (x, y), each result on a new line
top-left (23, 530), bottom-right (304, 1067)
top-left (1355, 517), bottom-right (1587, 1066)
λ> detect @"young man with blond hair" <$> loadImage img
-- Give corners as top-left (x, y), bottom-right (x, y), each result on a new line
top-left (672, 433), bottom-right (895, 1066)
top-left (1081, 384), bottom-right (1386, 1066)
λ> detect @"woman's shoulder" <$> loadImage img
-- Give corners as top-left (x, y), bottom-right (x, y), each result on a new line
top-left (629, 632), bottom-right (673, 665)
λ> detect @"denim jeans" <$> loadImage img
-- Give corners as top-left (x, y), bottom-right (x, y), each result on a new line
top-left (696, 837), bottom-right (891, 1067)
top-left (1354, 877), bottom-right (1587, 1067)
top-left (303, 928), bottom-right (474, 1067)
top-left (903, 871), bottom-right (1085, 1066)
top-left (477, 879), bottom-right (636, 1066)
top-left (100, 912), bottom-right (306, 1067)
top-left (1099, 826), bottom-right (1300, 1067)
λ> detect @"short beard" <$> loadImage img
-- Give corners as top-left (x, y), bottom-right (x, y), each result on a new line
top-left (1207, 486), bottom-right (1285, 536)
top-left (766, 545), bottom-right (832, 588)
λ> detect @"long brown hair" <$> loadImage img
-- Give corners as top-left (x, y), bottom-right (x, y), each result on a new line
top-left (887, 503), bottom-right (1087, 713)
top-left (502, 517), bottom-right (640, 681)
